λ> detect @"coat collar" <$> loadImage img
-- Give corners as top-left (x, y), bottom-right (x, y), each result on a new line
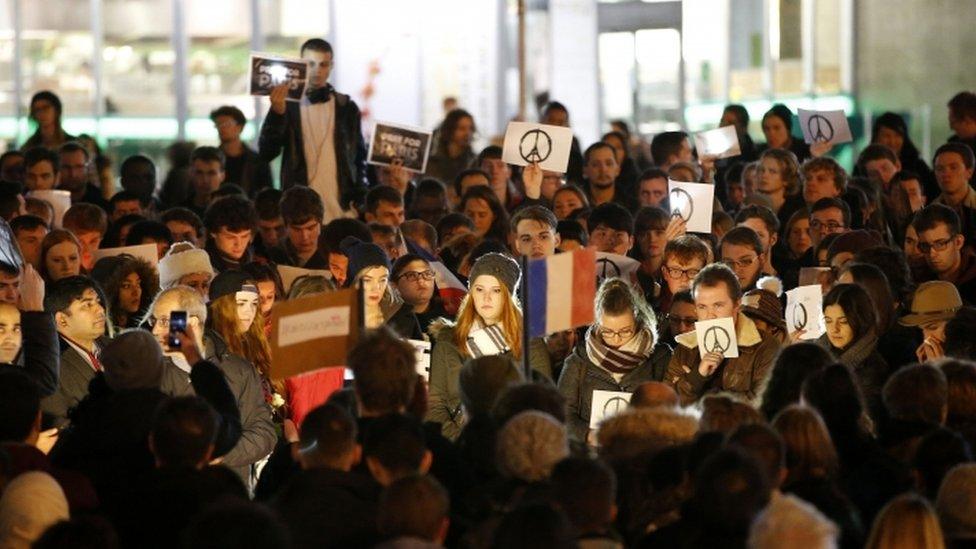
top-left (674, 312), bottom-right (763, 350)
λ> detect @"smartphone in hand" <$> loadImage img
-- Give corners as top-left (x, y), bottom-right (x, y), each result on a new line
top-left (168, 311), bottom-right (188, 348)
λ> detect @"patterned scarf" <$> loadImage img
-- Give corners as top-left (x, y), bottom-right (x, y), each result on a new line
top-left (585, 324), bottom-right (656, 375)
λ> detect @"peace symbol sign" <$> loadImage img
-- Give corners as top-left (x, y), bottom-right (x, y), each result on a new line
top-left (603, 396), bottom-right (629, 417)
top-left (596, 257), bottom-right (622, 282)
top-left (703, 325), bottom-right (731, 354)
top-left (519, 129), bottom-right (553, 164)
top-left (807, 114), bottom-right (835, 143)
top-left (791, 303), bottom-right (808, 331)
top-left (669, 187), bottom-right (694, 222)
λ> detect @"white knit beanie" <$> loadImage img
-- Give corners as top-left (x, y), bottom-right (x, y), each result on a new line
top-left (158, 241), bottom-right (215, 289)
top-left (0, 472), bottom-right (69, 549)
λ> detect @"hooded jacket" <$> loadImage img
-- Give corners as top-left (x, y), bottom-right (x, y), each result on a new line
top-left (258, 91), bottom-right (368, 211)
top-left (665, 313), bottom-right (781, 406)
top-left (558, 342), bottom-right (672, 442)
top-left (425, 320), bottom-right (552, 441)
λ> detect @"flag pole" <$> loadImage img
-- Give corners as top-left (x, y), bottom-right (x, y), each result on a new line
top-left (520, 254), bottom-right (532, 381)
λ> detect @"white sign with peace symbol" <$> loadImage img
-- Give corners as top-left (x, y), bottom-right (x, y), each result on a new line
top-left (501, 121), bottom-right (574, 172)
top-left (590, 389), bottom-right (633, 428)
top-left (785, 284), bottom-right (825, 340)
top-left (694, 316), bottom-right (739, 358)
top-left (667, 180), bottom-right (714, 234)
top-left (798, 108), bottom-right (853, 146)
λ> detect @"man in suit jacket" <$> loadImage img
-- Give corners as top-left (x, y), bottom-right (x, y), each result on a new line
top-left (41, 276), bottom-right (108, 427)
top-left (259, 38), bottom-right (368, 223)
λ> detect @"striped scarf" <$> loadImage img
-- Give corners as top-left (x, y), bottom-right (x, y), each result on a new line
top-left (466, 323), bottom-right (510, 358)
top-left (585, 325), bottom-right (655, 374)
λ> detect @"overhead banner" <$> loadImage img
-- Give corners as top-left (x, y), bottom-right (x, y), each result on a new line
top-left (367, 122), bottom-right (433, 173)
top-left (269, 288), bottom-right (360, 379)
top-left (248, 52), bottom-right (309, 102)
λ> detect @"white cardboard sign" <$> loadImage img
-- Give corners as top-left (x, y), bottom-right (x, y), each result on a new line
top-left (695, 316), bottom-right (739, 359)
top-left (501, 121), bottom-right (574, 173)
top-left (589, 389), bottom-right (632, 429)
top-left (27, 190), bottom-right (71, 229)
top-left (694, 125), bottom-right (741, 159)
top-left (277, 306), bottom-right (351, 347)
top-left (798, 108), bottom-right (853, 145)
top-left (91, 243), bottom-right (159, 267)
top-left (409, 339), bottom-right (432, 381)
top-left (594, 251), bottom-right (641, 288)
top-left (785, 284), bottom-right (825, 340)
top-left (668, 180), bottom-right (715, 234)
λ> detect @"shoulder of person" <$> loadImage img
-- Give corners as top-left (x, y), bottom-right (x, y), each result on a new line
top-left (428, 318), bottom-right (457, 343)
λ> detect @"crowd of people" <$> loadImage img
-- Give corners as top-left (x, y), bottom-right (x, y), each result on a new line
top-left (3, 36), bottom-right (976, 549)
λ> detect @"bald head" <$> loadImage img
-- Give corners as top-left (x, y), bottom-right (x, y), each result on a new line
top-left (630, 382), bottom-right (679, 409)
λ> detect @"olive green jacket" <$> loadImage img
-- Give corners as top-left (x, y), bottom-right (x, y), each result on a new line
top-left (425, 321), bottom-right (551, 441)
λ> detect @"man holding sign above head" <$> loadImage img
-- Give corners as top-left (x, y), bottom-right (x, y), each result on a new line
top-left (258, 39), bottom-right (368, 223)
top-left (665, 263), bottom-right (780, 406)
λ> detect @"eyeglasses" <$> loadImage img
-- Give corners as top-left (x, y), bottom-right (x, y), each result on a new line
top-left (147, 314), bottom-right (197, 328)
top-left (664, 266), bottom-right (701, 280)
top-left (598, 325), bottom-right (636, 340)
top-left (397, 270), bottom-right (435, 283)
top-left (810, 220), bottom-right (845, 232)
top-left (918, 237), bottom-right (956, 254)
top-left (666, 314), bottom-right (698, 326)
top-left (721, 255), bottom-right (758, 270)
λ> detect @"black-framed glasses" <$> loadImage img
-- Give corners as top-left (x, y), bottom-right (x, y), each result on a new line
top-left (597, 325), bottom-right (636, 340)
top-left (810, 220), bottom-right (845, 232)
top-left (664, 266), bottom-right (701, 280)
top-left (917, 237), bottom-right (955, 254)
top-left (397, 270), bottom-right (435, 283)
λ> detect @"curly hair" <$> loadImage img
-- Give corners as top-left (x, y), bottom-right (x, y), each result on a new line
top-left (759, 148), bottom-right (801, 196)
top-left (93, 255), bottom-right (159, 329)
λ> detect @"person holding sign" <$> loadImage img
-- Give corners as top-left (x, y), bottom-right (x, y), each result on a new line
top-left (756, 104), bottom-right (812, 163)
top-left (665, 264), bottom-right (781, 406)
top-left (427, 253), bottom-right (551, 440)
top-left (556, 278), bottom-right (672, 443)
top-left (258, 39), bottom-right (368, 223)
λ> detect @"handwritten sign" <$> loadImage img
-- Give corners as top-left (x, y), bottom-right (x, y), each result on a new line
top-left (501, 121), bottom-right (574, 173)
top-left (27, 190), bottom-right (71, 229)
top-left (368, 122), bottom-right (433, 173)
top-left (668, 180), bottom-right (715, 234)
top-left (695, 316), bottom-right (739, 358)
top-left (248, 52), bottom-right (308, 101)
top-left (278, 306), bottom-right (350, 347)
top-left (269, 288), bottom-right (360, 379)
top-left (786, 284), bottom-right (825, 340)
top-left (276, 264), bottom-right (332, 294)
top-left (798, 109), bottom-right (853, 146)
top-left (409, 339), bottom-right (432, 381)
top-left (694, 125), bottom-right (741, 159)
top-left (589, 390), bottom-right (632, 428)
top-left (594, 252), bottom-right (641, 288)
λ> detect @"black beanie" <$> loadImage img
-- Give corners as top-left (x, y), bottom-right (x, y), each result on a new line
top-left (340, 236), bottom-right (391, 288)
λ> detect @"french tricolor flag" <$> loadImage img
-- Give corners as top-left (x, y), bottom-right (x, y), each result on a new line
top-left (429, 261), bottom-right (466, 316)
top-left (525, 248), bottom-right (597, 338)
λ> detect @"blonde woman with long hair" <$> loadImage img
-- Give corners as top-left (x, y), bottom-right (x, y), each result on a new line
top-left (865, 494), bottom-right (945, 549)
top-left (427, 253), bottom-right (552, 440)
